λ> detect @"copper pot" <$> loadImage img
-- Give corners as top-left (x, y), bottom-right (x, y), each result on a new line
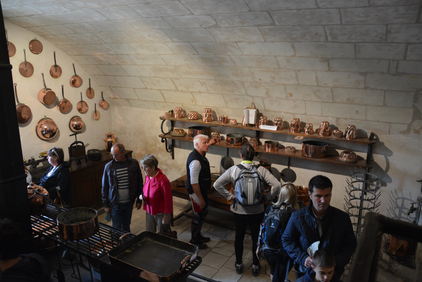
top-left (57, 207), bottom-right (99, 241)
top-left (188, 126), bottom-right (210, 139)
top-left (29, 38), bottom-right (43, 54)
top-left (36, 118), bottom-right (58, 141)
top-left (302, 141), bottom-right (328, 158)
top-left (70, 63), bottom-right (83, 88)
top-left (38, 73), bottom-right (56, 105)
top-left (57, 85), bottom-right (72, 114)
top-left (50, 51), bottom-right (62, 79)
top-left (19, 49), bottom-right (34, 78)
top-left (69, 116), bottom-right (84, 133)
top-left (226, 133), bottom-right (244, 146)
top-left (14, 83), bottom-right (32, 124)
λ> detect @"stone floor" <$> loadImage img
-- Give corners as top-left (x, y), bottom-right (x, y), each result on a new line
top-left (48, 199), bottom-right (406, 282)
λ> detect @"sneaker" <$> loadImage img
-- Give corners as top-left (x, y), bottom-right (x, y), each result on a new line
top-left (199, 236), bottom-right (211, 243)
top-left (189, 239), bottom-right (208, 249)
top-left (235, 263), bottom-right (243, 274)
top-left (252, 264), bottom-right (261, 277)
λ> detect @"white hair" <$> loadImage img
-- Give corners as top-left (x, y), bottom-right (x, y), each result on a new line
top-left (193, 134), bottom-right (209, 149)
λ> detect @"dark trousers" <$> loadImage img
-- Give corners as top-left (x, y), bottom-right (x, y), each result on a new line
top-left (191, 205), bottom-right (208, 241)
top-left (111, 202), bottom-right (133, 232)
top-left (264, 251), bottom-right (293, 281)
top-left (234, 212), bottom-right (265, 266)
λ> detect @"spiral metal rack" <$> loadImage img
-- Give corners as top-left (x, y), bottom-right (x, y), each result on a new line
top-left (344, 171), bottom-right (382, 238)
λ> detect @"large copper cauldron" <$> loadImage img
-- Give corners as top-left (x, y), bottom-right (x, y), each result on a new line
top-left (57, 207), bottom-right (99, 241)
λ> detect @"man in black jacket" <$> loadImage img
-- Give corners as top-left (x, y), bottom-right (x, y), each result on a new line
top-left (186, 134), bottom-right (215, 249)
top-left (282, 175), bottom-right (356, 281)
top-left (102, 143), bottom-right (143, 232)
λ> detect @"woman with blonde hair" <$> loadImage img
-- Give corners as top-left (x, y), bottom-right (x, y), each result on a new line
top-left (257, 183), bottom-right (299, 282)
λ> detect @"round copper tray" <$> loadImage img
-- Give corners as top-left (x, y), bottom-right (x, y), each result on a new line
top-left (36, 118), bottom-right (58, 141)
top-left (69, 116), bottom-right (84, 133)
top-left (29, 38), bottom-right (43, 54)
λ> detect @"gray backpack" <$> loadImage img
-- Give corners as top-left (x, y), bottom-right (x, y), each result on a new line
top-left (233, 164), bottom-right (264, 206)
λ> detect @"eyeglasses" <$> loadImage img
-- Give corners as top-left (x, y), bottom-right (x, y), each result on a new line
top-left (49, 148), bottom-right (58, 158)
top-left (141, 166), bottom-right (149, 170)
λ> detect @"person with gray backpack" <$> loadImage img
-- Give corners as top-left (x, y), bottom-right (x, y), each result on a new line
top-left (214, 143), bottom-right (281, 276)
top-left (256, 183), bottom-right (300, 282)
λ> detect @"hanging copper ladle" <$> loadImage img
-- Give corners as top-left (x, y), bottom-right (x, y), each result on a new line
top-left (19, 49), bottom-right (34, 78)
top-left (50, 51), bottom-right (62, 79)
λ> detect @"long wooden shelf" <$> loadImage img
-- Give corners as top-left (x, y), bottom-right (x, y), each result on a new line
top-left (160, 116), bottom-right (376, 145)
top-left (159, 133), bottom-right (370, 168)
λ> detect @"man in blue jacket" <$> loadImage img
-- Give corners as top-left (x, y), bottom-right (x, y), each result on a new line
top-left (282, 175), bottom-right (356, 281)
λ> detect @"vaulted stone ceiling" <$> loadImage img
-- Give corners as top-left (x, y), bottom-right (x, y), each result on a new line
top-left (2, 0), bottom-right (421, 123)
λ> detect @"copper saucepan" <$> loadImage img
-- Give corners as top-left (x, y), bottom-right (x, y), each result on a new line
top-left (19, 49), bottom-right (34, 78)
top-left (29, 38), bottom-right (43, 55)
top-left (14, 83), bottom-right (32, 125)
top-left (69, 116), bottom-right (84, 133)
top-left (86, 78), bottom-right (95, 99)
top-left (99, 91), bottom-right (109, 109)
top-left (70, 63), bottom-right (83, 88)
top-left (38, 73), bottom-right (57, 106)
top-left (57, 85), bottom-right (72, 114)
top-left (93, 103), bottom-right (100, 120)
top-left (36, 117), bottom-right (58, 141)
top-left (50, 51), bottom-right (62, 79)
top-left (77, 92), bottom-right (88, 114)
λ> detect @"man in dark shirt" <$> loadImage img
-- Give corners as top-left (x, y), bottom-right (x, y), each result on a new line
top-left (282, 175), bottom-right (357, 281)
top-left (185, 134), bottom-right (215, 249)
top-left (102, 143), bottom-right (143, 232)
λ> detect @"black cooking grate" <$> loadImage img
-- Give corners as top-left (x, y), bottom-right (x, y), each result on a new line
top-left (31, 204), bottom-right (136, 260)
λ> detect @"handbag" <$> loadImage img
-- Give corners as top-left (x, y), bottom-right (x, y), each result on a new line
top-left (160, 223), bottom-right (177, 239)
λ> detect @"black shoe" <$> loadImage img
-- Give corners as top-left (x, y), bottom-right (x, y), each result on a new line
top-left (235, 263), bottom-right (243, 274)
top-left (252, 264), bottom-right (261, 277)
top-left (199, 236), bottom-right (211, 243)
top-left (189, 239), bottom-right (208, 249)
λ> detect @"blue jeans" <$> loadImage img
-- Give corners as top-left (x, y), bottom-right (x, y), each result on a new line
top-left (111, 202), bottom-right (133, 232)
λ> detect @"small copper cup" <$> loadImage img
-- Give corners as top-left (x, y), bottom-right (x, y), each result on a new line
top-left (318, 121), bottom-right (331, 136)
top-left (290, 118), bottom-right (301, 133)
top-left (304, 123), bottom-right (314, 135)
top-left (219, 115), bottom-right (228, 124)
top-left (265, 141), bottom-right (279, 152)
top-left (259, 116), bottom-right (267, 126)
top-left (174, 107), bottom-right (184, 119)
top-left (274, 117), bottom-right (283, 130)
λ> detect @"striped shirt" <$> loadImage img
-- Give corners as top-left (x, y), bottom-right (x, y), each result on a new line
top-left (115, 162), bottom-right (130, 203)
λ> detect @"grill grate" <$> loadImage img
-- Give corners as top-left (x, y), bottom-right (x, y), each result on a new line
top-left (31, 204), bottom-right (135, 260)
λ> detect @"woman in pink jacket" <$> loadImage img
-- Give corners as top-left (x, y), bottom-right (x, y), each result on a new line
top-left (140, 154), bottom-right (173, 233)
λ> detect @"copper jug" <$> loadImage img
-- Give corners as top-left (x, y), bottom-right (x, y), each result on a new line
top-left (105, 133), bottom-right (116, 152)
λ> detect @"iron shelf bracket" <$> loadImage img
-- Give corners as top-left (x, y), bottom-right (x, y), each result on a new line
top-left (161, 137), bottom-right (174, 159)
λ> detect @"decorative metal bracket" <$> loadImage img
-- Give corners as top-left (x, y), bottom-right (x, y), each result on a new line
top-left (161, 137), bottom-right (174, 159)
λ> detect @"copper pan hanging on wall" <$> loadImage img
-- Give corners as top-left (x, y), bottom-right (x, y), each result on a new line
top-left (69, 116), bottom-right (84, 133)
top-left (29, 38), bottom-right (43, 54)
top-left (93, 103), bottom-right (100, 120)
top-left (38, 73), bottom-right (56, 106)
top-left (8, 41), bottom-right (16, 57)
top-left (57, 85), bottom-right (72, 114)
top-left (50, 51), bottom-right (62, 79)
top-left (86, 78), bottom-right (95, 99)
top-left (14, 83), bottom-right (32, 125)
top-left (70, 63), bottom-right (83, 88)
top-left (77, 92), bottom-right (88, 114)
top-left (19, 49), bottom-right (34, 78)
top-left (99, 91), bottom-right (109, 109)
top-left (36, 117), bottom-right (58, 141)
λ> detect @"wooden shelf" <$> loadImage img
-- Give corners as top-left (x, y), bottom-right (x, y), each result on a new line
top-left (160, 116), bottom-right (376, 145)
top-left (159, 133), bottom-right (370, 168)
